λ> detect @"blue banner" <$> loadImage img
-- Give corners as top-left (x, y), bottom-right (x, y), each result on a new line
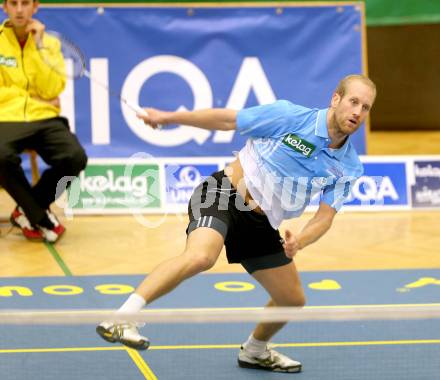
top-left (307, 160), bottom-right (409, 209)
top-left (344, 162), bottom-right (408, 207)
top-left (165, 163), bottom-right (219, 207)
top-left (19, 5), bottom-right (365, 157)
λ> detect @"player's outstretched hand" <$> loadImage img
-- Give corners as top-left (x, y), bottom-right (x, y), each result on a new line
top-left (283, 229), bottom-right (300, 258)
top-left (136, 108), bottom-right (168, 129)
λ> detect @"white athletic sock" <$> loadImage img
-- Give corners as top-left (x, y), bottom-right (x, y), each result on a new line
top-left (117, 293), bottom-right (146, 314)
top-left (242, 334), bottom-right (268, 357)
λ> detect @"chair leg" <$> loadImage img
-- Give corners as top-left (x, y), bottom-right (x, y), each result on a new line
top-left (29, 150), bottom-right (40, 185)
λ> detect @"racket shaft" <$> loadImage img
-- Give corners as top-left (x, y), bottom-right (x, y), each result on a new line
top-left (123, 99), bottom-right (148, 117)
top-left (83, 70), bottom-right (162, 128)
top-left (83, 71), bottom-right (147, 115)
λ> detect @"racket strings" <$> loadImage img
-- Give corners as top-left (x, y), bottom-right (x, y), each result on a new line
top-left (38, 30), bottom-right (147, 117)
top-left (60, 43), bottom-right (86, 78)
top-left (40, 31), bottom-right (86, 79)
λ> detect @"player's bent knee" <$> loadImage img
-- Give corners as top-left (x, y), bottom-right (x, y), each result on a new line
top-left (66, 148), bottom-right (88, 174)
top-left (194, 253), bottom-right (217, 272)
top-left (280, 291), bottom-right (306, 308)
top-left (285, 297), bottom-right (306, 308)
top-left (294, 294), bottom-right (306, 308)
top-left (183, 250), bottom-right (217, 273)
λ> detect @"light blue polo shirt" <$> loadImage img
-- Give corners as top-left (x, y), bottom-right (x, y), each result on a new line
top-left (236, 100), bottom-right (363, 228)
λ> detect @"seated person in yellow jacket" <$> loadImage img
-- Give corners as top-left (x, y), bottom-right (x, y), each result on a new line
top-left (0, 0), bottom-right (87, 242)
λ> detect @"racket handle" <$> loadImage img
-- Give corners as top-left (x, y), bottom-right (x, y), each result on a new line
top-left (123, 100), bottom-right (163, 129)
top-left (124, 100), bottom-right (148, 116)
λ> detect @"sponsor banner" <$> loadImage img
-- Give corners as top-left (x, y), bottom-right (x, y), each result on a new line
top-left (14, 5), bottom-right (366, 158)
top-left (309, 159), bottom-right (409, 210)
top-left (411, 160), bottom-right (440, 208)
top-left (165, 164), bottom-right (218, 209)
top-left (67, 162), bottom-right (161, 212)
top-left (344, 161), bottom-right (408, 207)
top-left (64, 156), bottom-right (440, 214)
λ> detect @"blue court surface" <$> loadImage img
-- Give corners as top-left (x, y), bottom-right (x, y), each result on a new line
top-left (1, 269), bottom-right (439, 379)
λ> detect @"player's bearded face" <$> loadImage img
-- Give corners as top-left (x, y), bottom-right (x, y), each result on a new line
top-left (333, 81), bottom-right (375, 136)
top-left (3, 0), bottom-right (38, 29)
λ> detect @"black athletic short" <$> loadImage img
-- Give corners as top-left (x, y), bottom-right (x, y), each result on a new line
top-left (186, 170), bottom-right (291, 273)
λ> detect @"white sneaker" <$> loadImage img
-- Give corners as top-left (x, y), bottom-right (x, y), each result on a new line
top-left (238, 345), bottom-right (302, 373)
top-left (96, 321), bottom-right (150, 350)
top-left (10, 206), bottom-right (43, 241)
top-left (37, 210), bottom-right (65, 243)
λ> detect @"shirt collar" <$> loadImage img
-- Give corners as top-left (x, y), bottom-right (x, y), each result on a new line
top-left (1, 20), bottom-right (18, 43)
top-left (0, 20), bottom-right (6, 34)
top-left (327, 137), bottom-right (350, 160)
top-left (314, 108), bottom-right (329, 139)
top-left (315, 108), bottom-right (350, 160)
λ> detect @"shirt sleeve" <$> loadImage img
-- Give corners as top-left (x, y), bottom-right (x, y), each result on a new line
top-left (320, 176), bottom-right (359, 212)
top-left (236, 100), bottom-right (308, 139)
top-left (30, 35), bottom-right (66, 99)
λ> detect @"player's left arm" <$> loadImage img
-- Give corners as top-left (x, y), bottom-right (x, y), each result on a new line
top-left (138, 107), bottom-right (238, 131)
top-left (283, 202), bottom-right (336, 258)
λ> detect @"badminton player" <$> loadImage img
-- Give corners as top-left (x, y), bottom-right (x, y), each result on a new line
top-left (97, 74), bottom-right (376, 373)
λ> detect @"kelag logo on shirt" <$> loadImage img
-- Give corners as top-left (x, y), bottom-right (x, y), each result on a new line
top-left (282, 134), bottom-right (316, 157)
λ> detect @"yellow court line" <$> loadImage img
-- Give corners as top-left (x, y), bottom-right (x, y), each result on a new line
top-left (125, 348), bottom-right (158, 380)
top-left (305, 303), bottom-right (440, 309)
top-left (149, 339), bottom-right (440, 350)
top-left (0, 346), bottom-right (124, 354)
top-left (1, 339), bottom-right (439, 354)
top-left (272, 340), bottom-right (440, 348)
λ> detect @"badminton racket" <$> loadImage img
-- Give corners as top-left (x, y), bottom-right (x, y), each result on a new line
top-left (37, 30), bottom-right (162, 127)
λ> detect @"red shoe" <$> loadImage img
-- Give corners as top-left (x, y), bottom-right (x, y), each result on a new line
top-left (38, 210), bottom-right (66, 243)
top-left (10, 206), bottom-right (44, 241)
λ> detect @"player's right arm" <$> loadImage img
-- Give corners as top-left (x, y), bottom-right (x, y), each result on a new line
top-left (138, 108), bottom-right (237, 131)
top-left (28, 20), bottom-right (66, 100)
top-left (25, 18), bottom-right (45, 47)
top-left (31, 95), bottom-right (61, 108)
top-left (283, 202), bottom-right (337, 258)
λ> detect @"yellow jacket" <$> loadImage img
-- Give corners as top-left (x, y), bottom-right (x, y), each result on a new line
top-left (0, 20), bottom-right (66, 122)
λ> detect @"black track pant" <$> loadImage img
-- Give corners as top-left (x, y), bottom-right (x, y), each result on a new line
top-left (0, 117), bottom-right (87, 225)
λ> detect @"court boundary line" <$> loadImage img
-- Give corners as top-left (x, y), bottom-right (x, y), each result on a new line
top-left (125, 347), bottom-right (158, 380)
top-left (44, 242), bottom-right (72, 276)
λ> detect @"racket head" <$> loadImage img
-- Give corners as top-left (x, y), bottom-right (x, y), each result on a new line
top-left (38, 30), bottom-right (86, 79)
